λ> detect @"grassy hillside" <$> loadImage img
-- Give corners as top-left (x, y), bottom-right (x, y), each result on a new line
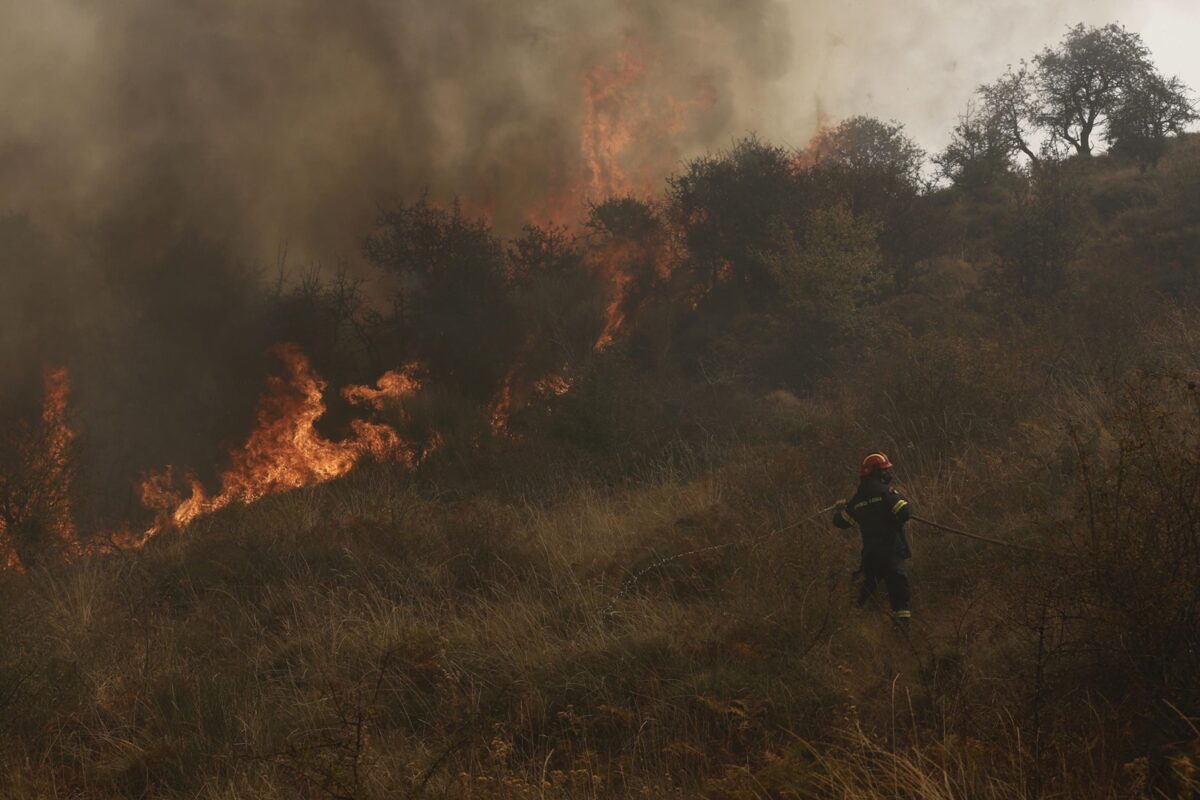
top-left (3, 137), bottom-right (1200, 798)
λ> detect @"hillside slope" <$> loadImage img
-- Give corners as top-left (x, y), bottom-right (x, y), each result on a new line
top-left (2, 138), bottom-right (1200, 799)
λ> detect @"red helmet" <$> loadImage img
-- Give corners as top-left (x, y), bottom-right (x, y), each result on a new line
top-left (859, 452), bottom-right (894, 476)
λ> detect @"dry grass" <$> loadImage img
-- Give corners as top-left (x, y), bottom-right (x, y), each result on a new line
top-left (1, 402), bottom-right (1195, 799)
top-left (3, 141), bottom-right (1200, 799)
top-left (6, 331), bottom-right (1200, 798)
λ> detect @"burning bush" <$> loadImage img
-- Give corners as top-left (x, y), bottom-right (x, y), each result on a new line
top-left (0, 367), bottom-right (78, 570)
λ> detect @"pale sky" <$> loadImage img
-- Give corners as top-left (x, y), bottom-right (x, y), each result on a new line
top-left (767, 0), bottom-right (1200, 153)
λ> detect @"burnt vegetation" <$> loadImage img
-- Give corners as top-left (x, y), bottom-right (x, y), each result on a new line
top-left (2, 21), bottom-right (1200, 800)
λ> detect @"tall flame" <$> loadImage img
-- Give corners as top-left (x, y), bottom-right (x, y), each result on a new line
top-left (40, 367), bottom-right (77, 552)
top-left (592, 240), bottom-right (644, 351)
top-left (582, 46), bottom-right (651, 200)
top-left (577, 39), bottom-right (704, 349)
top-left (0, 367), bottom-right (78, 570)
top-left (489, 367), bottom-right (520, 435)
top-left (580, 37), bottom-right (718, 202)
top-left (591, 232), bottom-right (680, 351)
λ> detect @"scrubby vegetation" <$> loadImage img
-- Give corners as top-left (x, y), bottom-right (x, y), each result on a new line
top-left (2, 23), bottom-right (1200, 800)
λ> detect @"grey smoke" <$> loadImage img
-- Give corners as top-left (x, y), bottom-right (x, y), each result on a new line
top-left (1, 0), bottom-right (792, 263)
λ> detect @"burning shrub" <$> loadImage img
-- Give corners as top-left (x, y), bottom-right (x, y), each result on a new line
top-left (585, 197), bottom-right (676, 352)
top-left (0, 367), bottom-right (78, 570)
top-left (364, 199), bottom-right (523, 411)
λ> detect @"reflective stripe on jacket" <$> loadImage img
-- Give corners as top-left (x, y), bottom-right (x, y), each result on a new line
top-left (832, 476), bottom-right (912, 559)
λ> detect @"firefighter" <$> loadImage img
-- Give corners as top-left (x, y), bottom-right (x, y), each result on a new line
top-left (832, 452), bottom-right (913, 623)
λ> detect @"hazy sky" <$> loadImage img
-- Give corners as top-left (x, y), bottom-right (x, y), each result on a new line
top-left (0, 0), bottom-right (1196, 263)
top-left (773, 0), bottom-right (1200, 153)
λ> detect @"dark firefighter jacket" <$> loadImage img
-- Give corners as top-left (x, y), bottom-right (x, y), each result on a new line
top-left (832, 476), bottom-right (912, 560)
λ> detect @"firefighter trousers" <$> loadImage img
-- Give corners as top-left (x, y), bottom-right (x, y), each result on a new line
top-left (857, 557), bottom-right (911, 612)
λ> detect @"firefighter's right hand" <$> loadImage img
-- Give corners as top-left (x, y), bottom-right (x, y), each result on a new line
top-left (835, 498), bottom-right (847, 508)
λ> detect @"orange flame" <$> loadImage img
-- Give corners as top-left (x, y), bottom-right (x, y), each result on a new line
top-left (41, 367), bottom-right (78, 553)
top-left (0, 366), bottom-right (79, 569)
top-left (488, 364), bottom-right (575, 436)
top-left (0, 548), bottom-right (19, 572)
top-left (590, 231), bottom-right (680, 351)
top-left (489, 369), bottom-right (519, 435)
top-left (582, 46), bottom-right (652, 200)
top-left (137, 346), bottom-right (425, 539)
top-left (577, 38), bottom-right (708, 348)
top-left (342, 366), bottom-right (422, 411)
top-left (534, 374), bottom-right (572, 397)
top-left (579, 37), bottom-right (716, 205)
top-left (791, 109), bottom-right (837, 173)
top-left (592, 240), bottom-right (643, 351)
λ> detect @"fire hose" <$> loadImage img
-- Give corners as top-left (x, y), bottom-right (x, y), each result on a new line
top-left (604, 505), bottom-right (1060, 616)
top-left (603, 504), bottom-right (838, 617)
top-left (909, 514), bottom-right (1061, 556)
